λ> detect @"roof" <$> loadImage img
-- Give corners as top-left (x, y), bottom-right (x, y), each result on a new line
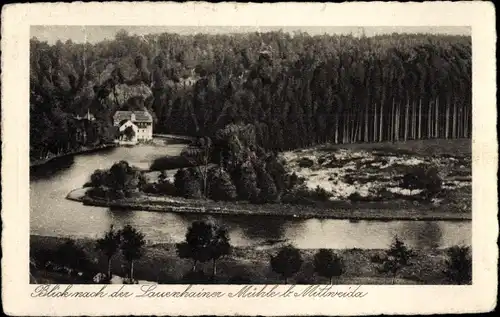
top-left (113, 110), bottom-right (152, 123)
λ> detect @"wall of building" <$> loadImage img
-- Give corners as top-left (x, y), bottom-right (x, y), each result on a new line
top-left (135, 123), bottom-right (153, 141)
top-left (119, 120), bottom-right (139, 142)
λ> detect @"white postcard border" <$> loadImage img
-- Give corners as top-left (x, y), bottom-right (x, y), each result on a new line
top-left (1, 1), bottom-right (497, 316)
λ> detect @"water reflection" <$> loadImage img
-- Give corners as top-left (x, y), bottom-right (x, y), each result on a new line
top-left (222, 215), bottom-right (287, 241)
top-left (398, 221), bottom-right (444, 249)
top-left (30, 156), bottom-right (75, 180)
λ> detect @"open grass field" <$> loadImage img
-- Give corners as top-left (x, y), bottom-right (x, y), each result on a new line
top-left (282, 138), bottom-right (471, 209)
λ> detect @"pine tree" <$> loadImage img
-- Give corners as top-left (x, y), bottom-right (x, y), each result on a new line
top-left (207, 167), bottom-right (237, 201)
top-left (255, 161), bottom-right (279, 203)
top-left (233, 160), bottom-right (260, 202)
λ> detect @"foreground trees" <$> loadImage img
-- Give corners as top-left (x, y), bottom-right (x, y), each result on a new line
top-left (119, 225), bottom-right (146, 281)
top-left (270, 245), bottom-right (303, 283)
top-left (95, 225), bottom-right (121, 279)
top-left (313, 249), bottom-right (344, 284)
top-left (33, 226), bottom-right (471, 284)
top-left (443, 245), bottom-right (472, 284)
top-left (176, 220), bottom-right (231, 279)
top-left (372, 236), bottom-right (416, 284)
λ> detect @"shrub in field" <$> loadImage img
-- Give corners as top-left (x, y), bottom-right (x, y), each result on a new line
top-left (372, 236), bottom-right (415, 284)
top-left (207, 167), bottom-right (238, 201)
top-left (142, 183), bottom-right (158, 194)
top-left (54, 239), bottom-right (91, 272)
top-left (88, 169), bottom-right (108, 187)
top-left (86, 187), bottom-right (129, 200)
top-left (174, 168), bottom-right (203, 198)
top-left (155, 181), bottom-right (177, 196)
top-left (313, 249), bottom-right (344, 284)
top-left (282, 185), bottom-right (331, 204)
top-left (284, 172), bottom-right (305, 190)
top-left (270, 245), bottom-right (303, 283)
top-left (401, 165), bottom-right (442, 199)
top-left (443, 245), bottom-right (472, 284)
top-left (298, 157), bottom-right (314, 168)
top-left (348, 192), bottom-right (379, 202)
top-left (312, 186), bottom-right (331, 201)
top-left (87, 186), bottom-right (109, 199)
top-left (150, 155), bottom-right (193, 171)
top-left (154, 170), bottom-right (177, 196)
top-left (233, 161), bottom-right (260, 202)
top-left (265, 155), bottom-right (288, 192)
top-left (255, 162), bottom-right (279, 203)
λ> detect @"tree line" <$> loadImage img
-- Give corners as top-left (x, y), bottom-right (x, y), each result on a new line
top-left (30, 30), bottom-right (472, 157)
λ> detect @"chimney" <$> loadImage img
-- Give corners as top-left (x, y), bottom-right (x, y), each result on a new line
top-left (131, 113), bottom-right (136, 122)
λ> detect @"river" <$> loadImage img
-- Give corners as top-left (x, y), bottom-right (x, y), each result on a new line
top-left (30, 141), bottom-right (471, 249)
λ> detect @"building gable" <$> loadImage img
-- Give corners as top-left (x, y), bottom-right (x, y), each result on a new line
top-left (113, 110), bottom-right (152, 125)
top-left (119, 120), bottom-right (138, 132)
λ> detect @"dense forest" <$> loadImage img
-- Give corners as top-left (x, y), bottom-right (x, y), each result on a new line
top-left (30, 30), bottom-right (472, 159)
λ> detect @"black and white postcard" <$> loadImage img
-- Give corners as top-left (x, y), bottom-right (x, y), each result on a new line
top-left (1, 1), bottom-right (497, 315)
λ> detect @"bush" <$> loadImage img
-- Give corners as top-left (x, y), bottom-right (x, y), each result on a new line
top-left (284, 172), bottom-right (305, 190)
top-left (233, 161), bottom-right (260, 202)
top-left (255, 163), bottom-right (279, 203)
top-left (142, 183), bottom-right (158, 194)
top-left (270, 245), bottom-right (303, 283)
top-left (265, 155), bottom-right (288, 192)
top-left (150, 156), bottom-right (193, 171)
top-left (297, 157), bottom-right (314, 168)
top-left (343, 175), bottom-right (356, 185)
top-left (443, 246), bottom-right (472, 284)
top-left (372, 236), bottom-right (415, 284)
top-left (87, 186), bottom-right (108, 199)
top-left (313, 249), bottom-right (344, 284)
top-left (53, 239), bottom-right (91, 272)
top-left (112, 189), bottom-right (126, 200)
top-left (401, 165), bottom-right (442, 199)
top-left (207, 167), bottom-right (238, 201)
top-left (348, 192), bottom-right (377, 202)
top-left (156, 181), bottom-right (177, 196)
top-left (88, 169), bottom-right (108, 187)
top-left (86, 161), bottom-right (145, 194)
top-left (174, 168), bottom-right (202, 198)
top-left (313, 186), bottom-right (331, 201)
top-left (282, 185), bottom-right (331, 205)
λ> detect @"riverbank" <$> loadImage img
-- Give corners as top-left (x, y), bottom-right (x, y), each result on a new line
top-left (30, 234), bottom-right (456, 284)
top-left (30, 144), bottom-right (117, 167)
top-left (68, 190), bottom-right (471, 221)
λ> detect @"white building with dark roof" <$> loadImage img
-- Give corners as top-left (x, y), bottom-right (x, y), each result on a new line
top-left (113, 110), bottom-right (153, 143)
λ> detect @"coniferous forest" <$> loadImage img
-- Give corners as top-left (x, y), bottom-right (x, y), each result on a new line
top-left (30, 30), bottom-right (471, 159)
